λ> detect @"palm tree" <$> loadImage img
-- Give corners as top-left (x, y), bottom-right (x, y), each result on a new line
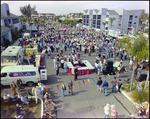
top-left (142, 23), bottom-right (148, 32)
top-left (20, 4), bottom-right (37, 37)
top-left (118, 35), bottom-right (149, 91)
top-left (139, 11), bottom-right (149, 31)
top-left (102, 22), bottom-right (108, 31)
top-left (90, 18), bottom-right (93, 29)
top-left (109, 17), bottom-right (116, 28)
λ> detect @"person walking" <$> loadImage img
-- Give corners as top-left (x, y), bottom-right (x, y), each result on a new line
top-left (74, 67), bottom-right (78, 81)
top-left (61, 83), bottom-right (66, 97)
top-left (56, 63), bottom-right (59, 76)
top-left (118, 79), bottom-right (122, 93)
top-left (103, 103), bottom-right (110, 118)
top-left (16, 79), bottom-right (23, 94)
top-left (97, 77), bottom-right (103, 91)
top-left (102, 80), bottom-right (109, 96)
top-left (97, 64), bottom-right (101, 75)
top-left (68, 80), bottom-right (73, 95)
top-left (10, 81), bottom-right (17, 95)
top-left (111, 77), bottom-right (118, 93)
top-left (110, 105), bottom-right (117, 118)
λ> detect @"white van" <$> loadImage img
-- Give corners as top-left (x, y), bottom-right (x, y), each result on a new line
top-left (1, 65), bottom-right (47, 87)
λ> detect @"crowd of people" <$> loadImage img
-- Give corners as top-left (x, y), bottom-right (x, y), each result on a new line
top-left (1, 21), bottom-right (149, 118)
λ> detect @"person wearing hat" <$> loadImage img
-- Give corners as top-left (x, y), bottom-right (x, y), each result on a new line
top-left (130, 114), bottom-right (135, 119)
top-left (103, 103), bottom-right (110, 118)
top-left (110, 105), bottom-right (117, 118)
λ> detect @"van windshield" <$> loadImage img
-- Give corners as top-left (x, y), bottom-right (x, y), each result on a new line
top-left (1, 56), bottom-right (17, 63)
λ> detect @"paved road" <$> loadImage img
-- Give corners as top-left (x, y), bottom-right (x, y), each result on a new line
top-left (2, 42), bottom-right (147, 118)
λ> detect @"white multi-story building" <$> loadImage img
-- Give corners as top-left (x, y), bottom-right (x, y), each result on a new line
top-left (1, 3), bottom-right (22, 44)
top-left (83, 8), bottom-right (144, 31)
top-left (31, 13), bottom-right (56, 20)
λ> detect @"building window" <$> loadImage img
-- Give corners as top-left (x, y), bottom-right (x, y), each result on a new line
top-left (92, 24), bottom-right (95, 28)
top-left (106, 15), bottom-right (109, 18)
top-left (97, 25), bottom-right (100, 29)
top-left (129, 15), bottom-right (133, 20)
top-left (7, 10), bottom-right (10, 16)
top-left (87, 15), bottom-right (89, 19)
top-left (93, 20), bottom-right (96, 24)
top-left (97, 15), bottom-right (101, 19)
top-left (97, 20), bottom-right (101, 25)
top-left (119, 15), bottom-right (122, 20)
top-left (134, 22), bottom-right (136, 24)
top-left (8, 19), bottom-right (11, 24)
top-left (87, 19), bottom-right (89, 23)
top-left (93, 15), bottom-right (96, 19)
top-left (135, 16), bottom-right (137, 18)
top-left (84, 15), bottom-right (86, 18)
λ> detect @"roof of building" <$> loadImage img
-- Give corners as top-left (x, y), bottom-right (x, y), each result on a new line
top-left (93, 9), bottom-right (99, 13)
top-left (127, 9), bottom-right (144, 14)
top-left (1, 25), bottom-right (10, 33)
top-left (68, 13), bottom-right (83, 15)
top-left (107, 10), bottom-right (118, 15)
top-left (10, 13), bottom-right (19, 18)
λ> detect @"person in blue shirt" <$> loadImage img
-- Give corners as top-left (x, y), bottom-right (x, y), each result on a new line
top-left (21, 94), bottom-right (29, 107)
top-left (102, 80), bottom-right (109, 96)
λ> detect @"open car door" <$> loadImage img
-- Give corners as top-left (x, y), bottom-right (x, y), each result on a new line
top-left (40, 69), bottom-right (47, 81)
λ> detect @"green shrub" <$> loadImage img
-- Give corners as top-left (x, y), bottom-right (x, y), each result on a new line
top-left (131, 88), bottom-right (149, 103)
top-left (141, 81), bottom-right (146, 89)
top-left (121, 86), bottom-right (125, 90)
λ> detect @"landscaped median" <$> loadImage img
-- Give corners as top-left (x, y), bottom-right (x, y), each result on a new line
top-left (120, 81), bottom-right (149, 103)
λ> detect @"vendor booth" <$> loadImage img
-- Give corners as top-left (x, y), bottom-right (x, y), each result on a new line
top-left (67, 60), bottom-right (94, 76)
top-left (25, 45), bottom-right (38, 54)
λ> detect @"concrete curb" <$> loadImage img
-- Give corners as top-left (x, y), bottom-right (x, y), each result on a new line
top-left (28, 96), bottom-right (43, 118)
top-left (116, 85), bottom-right (135, 104)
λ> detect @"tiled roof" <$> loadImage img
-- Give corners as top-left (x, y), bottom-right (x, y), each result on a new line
top-left (1, 25), bottom-right (10, 33)
top-left (10, 13), bottom-right (19, 18)
top-left (127, 9), bottom-right (144, 14)
top-left (107, 10), bottom-right (118, 15)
